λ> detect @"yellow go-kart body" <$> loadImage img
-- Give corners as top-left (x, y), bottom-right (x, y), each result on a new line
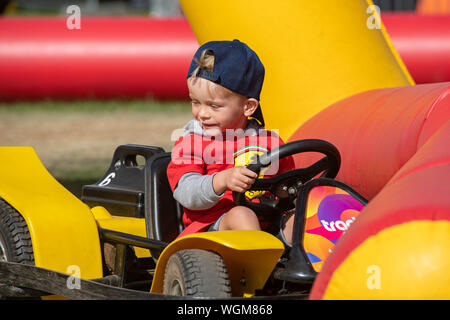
top-left (0, 146), bottom-right (284, 297)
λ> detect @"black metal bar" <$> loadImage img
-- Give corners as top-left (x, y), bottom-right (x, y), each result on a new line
top-left (114, 243), bottom-right (127, 287)
top-left (275, 181), bottom-right (317, 284)
top-left (99, 228), bottom-right (168, 255)
top-left (275, 177), bottom-right (367, 284)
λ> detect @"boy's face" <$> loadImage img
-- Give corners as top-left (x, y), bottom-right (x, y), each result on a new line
top-left (188, 77), bottom-right (256, 137)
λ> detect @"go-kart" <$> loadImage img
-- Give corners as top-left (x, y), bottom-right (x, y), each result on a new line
top-left (0, 139), bottom-right (367, 299)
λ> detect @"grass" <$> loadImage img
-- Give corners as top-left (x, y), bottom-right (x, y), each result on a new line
top-left (0, 98), bottom-right (189, 113)
top-left (0, 98), bottom-right (192, 197)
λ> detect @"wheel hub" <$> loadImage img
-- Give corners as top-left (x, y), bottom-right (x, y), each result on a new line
top-left (0, 233), bottom-right (8, 262)
top-left (169, 279), bottom-right (185, 296)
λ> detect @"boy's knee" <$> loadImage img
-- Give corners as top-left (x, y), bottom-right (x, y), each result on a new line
top-left (228, 206), bottom-right (257, 219)
top-left (220, 206), bottom-right (260, 230)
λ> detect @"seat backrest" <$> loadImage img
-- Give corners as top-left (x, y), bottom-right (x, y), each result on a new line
top-left (145, 152), bottom-right (184, 243)
top-left (81, 144), bottom-right (164, 218)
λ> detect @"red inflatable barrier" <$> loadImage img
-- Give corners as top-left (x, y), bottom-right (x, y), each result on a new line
top-left (288, 82), bottom-right (450, 200)
top-left (310, 121), bottom-right (450, 299)
top-left (0, 17), bottom-right (197, 100)
top-left (0, 15), bottom-right (449, 100)
top-left (288, 82), bottom-right (450, 299)
top-left (382, 13), bottom-right (450, 84)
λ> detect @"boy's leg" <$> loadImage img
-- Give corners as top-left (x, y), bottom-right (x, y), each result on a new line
top-left (218, 206), bottom-right (261, 231)
top-left (280, 212), bottom-right (295, 246)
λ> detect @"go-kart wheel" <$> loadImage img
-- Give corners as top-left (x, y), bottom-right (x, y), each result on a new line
top-left (0, 198), bottom-right (34, 264)
top-left (163, 249), bottom-right (231, 297)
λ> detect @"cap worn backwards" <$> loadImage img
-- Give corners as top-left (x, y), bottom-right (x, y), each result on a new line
top-left (187, 39), bottom-right (265, 126)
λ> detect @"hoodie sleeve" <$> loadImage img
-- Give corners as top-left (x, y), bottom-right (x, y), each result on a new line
top-left (172, 172), bottom-right (224, 210)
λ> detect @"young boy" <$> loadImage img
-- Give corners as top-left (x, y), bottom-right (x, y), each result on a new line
top-left (167, 39), bottom-right (295, 242)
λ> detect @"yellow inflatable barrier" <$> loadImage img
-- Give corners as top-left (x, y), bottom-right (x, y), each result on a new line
top-left (180, 0), bottom-right (414, 140)
top-left (322, 220), bottom-right (450, 299)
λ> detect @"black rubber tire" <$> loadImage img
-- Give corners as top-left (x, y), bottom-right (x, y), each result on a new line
top-left (163, 249), bottom-right (231, 298)
top-left (0, 198), bottom-right (34, 264)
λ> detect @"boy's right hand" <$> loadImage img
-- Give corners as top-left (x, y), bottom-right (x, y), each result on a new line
top-left (213, 166), bottom-right (258, 195)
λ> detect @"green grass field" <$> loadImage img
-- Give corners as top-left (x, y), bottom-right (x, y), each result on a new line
top-left (0, 99), bottom-right (192, 197)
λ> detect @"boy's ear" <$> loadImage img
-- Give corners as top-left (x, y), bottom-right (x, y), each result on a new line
top-left (243, 98), bottom-right (259, 117)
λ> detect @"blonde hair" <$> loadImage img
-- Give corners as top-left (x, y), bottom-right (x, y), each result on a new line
top-left (188, 49), bottom-right (239, 98)
top-left (191, 49), bottom-right (215, 77)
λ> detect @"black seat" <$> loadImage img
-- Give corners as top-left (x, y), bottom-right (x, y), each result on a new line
top-left (81, 144), bottom-right (165, 218)
top-left (145, 152), bottom-right (184, 244)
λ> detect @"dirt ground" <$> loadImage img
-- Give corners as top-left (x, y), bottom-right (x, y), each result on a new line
top-left (0, 106), bottom-right (192, 194)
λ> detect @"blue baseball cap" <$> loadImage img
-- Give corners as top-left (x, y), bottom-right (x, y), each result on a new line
top-left (187, 39), bottom-right (265, 126)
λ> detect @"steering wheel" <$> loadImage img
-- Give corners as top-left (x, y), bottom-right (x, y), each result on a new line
top-left (232, 139), bottom-right (341, 217)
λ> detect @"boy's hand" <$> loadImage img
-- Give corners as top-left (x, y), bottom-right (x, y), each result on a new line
top-left (213, 166), bottom-right (258, 195)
